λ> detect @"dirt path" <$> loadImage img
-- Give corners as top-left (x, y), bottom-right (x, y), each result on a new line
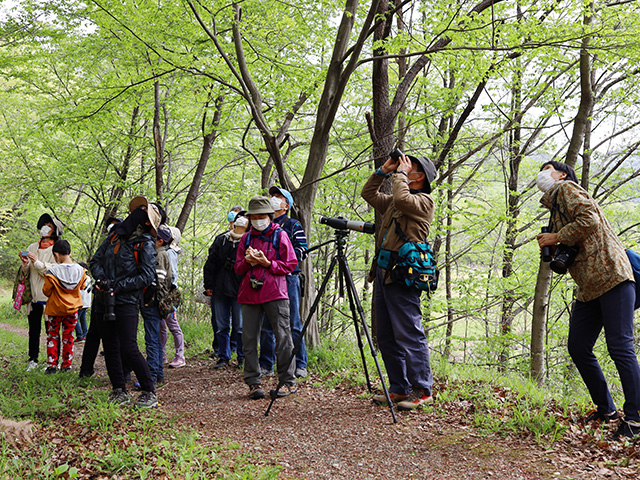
top-left (0, 322), bottom-right (630, 479)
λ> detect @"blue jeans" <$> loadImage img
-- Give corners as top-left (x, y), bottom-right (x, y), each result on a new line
top-left (260, 274), bottom-right (307, 371)
top-left (209, 299), bottom-right (217, 353)
top-left (374, 268), bottom-right (432, 396)
top-left (568, 280), bottom-right (640, 422)
top-left (75, 308), bottom-right (88, 339)
top-left (214, 295), bottom-right (243, 362)
top-left (140, 305), bottom-right (164, 383)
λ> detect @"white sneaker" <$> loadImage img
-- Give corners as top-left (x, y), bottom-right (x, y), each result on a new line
top-left (26, 360), bottom-right (38, 371)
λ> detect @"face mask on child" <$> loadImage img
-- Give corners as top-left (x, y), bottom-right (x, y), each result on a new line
top-left (251, 218), bottom-right (270, 231)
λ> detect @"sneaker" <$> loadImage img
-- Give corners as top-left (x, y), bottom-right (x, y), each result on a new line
top-left (295, 368), bottom-right (308, 378)
top-left (213, 359), bottom-right (229, 370)
top-left (237, 358), bottom-right (245, 369)
top-left (611, 420), bottom-right (640, 441)
top-left (249, 384), bottom-right (265, 400)
top-left (260, 367), bottom-right (274, 377)
top-left (372, 391), bottom-right (409, 405)
top-left (397, 387), bottom-right (434, 411)
top-left (45, 367), bottom-right (57, 375)
top-left (60, 367), bottom-right (71, 373)
top-left (134, 391), bottom-right (158, 409)
top-left (26, 360), bottom-right (38, 372)
top-left (76, 337), bottom-right (86, 343)
top-left (584, 410), bottom-right (618, 424)
top-left (108, 388), bottom-right (131, 406)
top-left (270, 384), bottom-right (297, 398)
top-left (168, 358), bottom-right (186, 368)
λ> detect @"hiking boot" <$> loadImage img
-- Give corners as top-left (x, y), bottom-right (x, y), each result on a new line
top-left (372, 391), bottom-right (409, 405)
top-left (270, 384), bottom-right (297, 398)
top-left (397, 387), bottom-right (434, 411)
top-left (295, 368), bottom-right (308, 378)
top-left (108, 388), bottom-right (131, 406)
top-left (214, 358), bottom-right (229, 370)
top-left (611, 420), bottom-right (640, 441)
top-left (260, 367), bottom-right (274, 377)
top-left (249, 384), bottom-right (265, 400)
top-left (168, 357), bottom-right (186, 368)
top-left (237, 357), bottom-right (245, 369)
top-left (45, 367), bottom-right (57, 375)
top-left (584, 410), bottom-right (618, 424)
top-left (26, 360), bottom-right (38, 372)
top-left (134, 391), bottom-right (158, 409)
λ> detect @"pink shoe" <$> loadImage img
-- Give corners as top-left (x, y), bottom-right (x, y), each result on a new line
top-left (168, 357), bottom-right (186, 368)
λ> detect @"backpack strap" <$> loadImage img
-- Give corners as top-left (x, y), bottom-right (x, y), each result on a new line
top-left (245, 226), bottom-right (282, 260)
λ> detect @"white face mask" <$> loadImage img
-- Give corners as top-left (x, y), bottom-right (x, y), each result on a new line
top-left (536, 169), bottom-right (557, 192)
top-left (251, 218), bottom-right (270, 231)
top-left (234, 216), bottom-right (249, 228)
top-left (270, 196), bottom-right (285, 212)
top-left (40, 226), bottom-right (53, 238)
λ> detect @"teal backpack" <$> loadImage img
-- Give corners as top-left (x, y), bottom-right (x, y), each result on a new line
top-left (377, 218), bottom-right (439, 293)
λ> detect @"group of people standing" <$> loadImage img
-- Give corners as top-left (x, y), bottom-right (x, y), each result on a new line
top-left (18, 197), bottom-right (185, 409)
top-left (204, 186), bottom-right (309, 399)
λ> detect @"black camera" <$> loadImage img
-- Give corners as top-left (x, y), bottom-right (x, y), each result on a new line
top-left (223, 256), bottom-right (235, 271)
top-left (540, 227), bottom-right (552, 262)
top-left (550, 244), bottom-right (579, 274)
top-left (250, 274), bottom-right (265, 290)
top-left (104, 289), bottom-right (116, 321)
top-left (320, 216), bottom-right (375, 234)
top-left (389, 148), bottom-right (403, 162)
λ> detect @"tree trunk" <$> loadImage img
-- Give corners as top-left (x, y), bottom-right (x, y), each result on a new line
top-left (499, 51), bottom-right (523, 368)
top-left (175, 95), bottom-right (223, 232)
top-left (530, 261), bottom-right (552, 384)
top-left (153, 81), bottom-right (166, 201)
top-left (444, 155), bottom-right (454, 359)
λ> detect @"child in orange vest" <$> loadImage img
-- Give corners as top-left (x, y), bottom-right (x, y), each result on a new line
top-left (42, 240), bottom-right (86, 373)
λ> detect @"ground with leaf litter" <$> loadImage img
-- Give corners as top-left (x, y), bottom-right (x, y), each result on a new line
top-left (2, 322), bottom-right (640, 479)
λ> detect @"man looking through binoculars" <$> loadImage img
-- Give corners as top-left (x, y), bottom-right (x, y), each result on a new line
top-left (361, 150), bottom-right (437, 411)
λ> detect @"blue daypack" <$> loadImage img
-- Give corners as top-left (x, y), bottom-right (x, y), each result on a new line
top-left (625, 249), bottom-right (640, 309)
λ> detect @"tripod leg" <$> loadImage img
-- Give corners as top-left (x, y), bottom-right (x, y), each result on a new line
top-left (340, 263), bottom-right (372, 392)
top-left (265, 255), bottom-right (339, 417)
top-left (338, 255), bottom-right (397, 423)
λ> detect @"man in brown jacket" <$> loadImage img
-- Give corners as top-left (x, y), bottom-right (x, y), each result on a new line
top-left (361, 151), bottom-right (437, 411)
top-left (42, 240), bottom-right (86, 374)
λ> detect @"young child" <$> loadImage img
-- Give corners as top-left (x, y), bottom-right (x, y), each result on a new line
top-left (42, 240), bottom-right (87, 373)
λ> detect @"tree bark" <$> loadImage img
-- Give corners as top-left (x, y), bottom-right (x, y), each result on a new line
top-left (175, 95), bottom-right (223, 232)
top-left (531, 261), bottom-right (552, 384)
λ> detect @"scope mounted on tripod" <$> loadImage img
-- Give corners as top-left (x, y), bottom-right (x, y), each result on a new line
top-left (319, 216), bottom-right (375, 234)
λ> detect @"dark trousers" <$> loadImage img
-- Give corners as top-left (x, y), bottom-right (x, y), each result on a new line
top-left (98, 302), bottom-right (154, 393)
top-left (79, 309), bottom-right (102, 377)
top-left (568, 280), bottom-right (640, 422)
top-left (27, 302), bottom-right (45, 362)
top-left (375, 268), bottom-right (433, 396)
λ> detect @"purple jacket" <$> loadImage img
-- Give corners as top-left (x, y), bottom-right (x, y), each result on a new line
top-left (235, 223), bottom-right (298, 304)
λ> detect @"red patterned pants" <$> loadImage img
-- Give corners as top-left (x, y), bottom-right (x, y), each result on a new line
top-left (46, 313), bottom-right (78, 369)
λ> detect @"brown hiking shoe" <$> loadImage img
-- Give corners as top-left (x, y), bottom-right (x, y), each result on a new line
top-left (397, 387), bottom-right (433, 411)
top-left (372, 391), bottom-right (409, 405)
top-left (249, 384), bottom-right (265, 400)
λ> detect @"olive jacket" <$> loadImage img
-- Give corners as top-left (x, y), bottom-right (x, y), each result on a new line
top-left (541, 180), bottom-right (633, 302)
top-left (361, 171), bottom-right (435, 282)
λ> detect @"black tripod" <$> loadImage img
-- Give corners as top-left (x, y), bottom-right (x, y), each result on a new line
top-left (265, 228), bottom-right (397, 423)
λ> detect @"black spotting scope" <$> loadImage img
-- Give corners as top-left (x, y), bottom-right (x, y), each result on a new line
top-left (320, 216), bottom-right (375, 234)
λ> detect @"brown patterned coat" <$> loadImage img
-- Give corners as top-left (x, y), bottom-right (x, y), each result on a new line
top-left (541, 180), bottom-right (633, 302)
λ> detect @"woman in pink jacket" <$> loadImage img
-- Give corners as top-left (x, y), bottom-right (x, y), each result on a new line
top-left (235, 195), bottom-right (298, 400)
